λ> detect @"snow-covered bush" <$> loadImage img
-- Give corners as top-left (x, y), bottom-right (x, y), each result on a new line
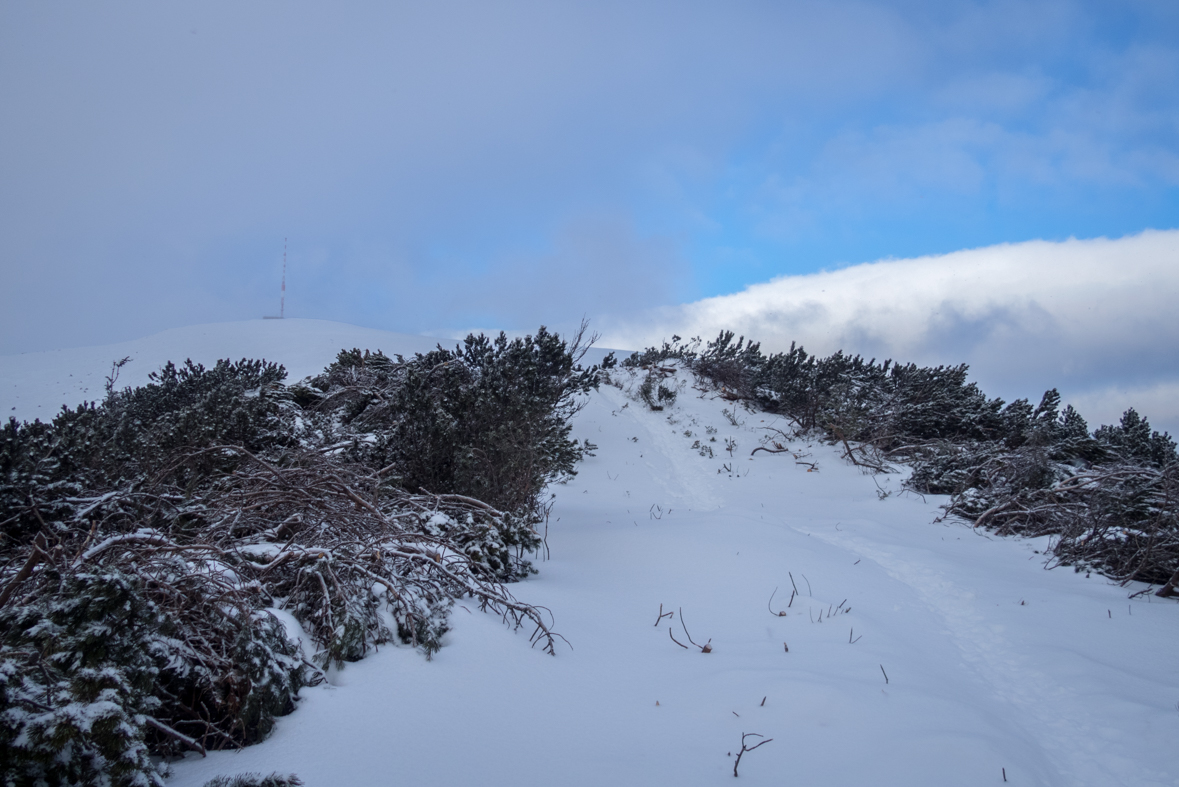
top-left (636, 369), bottom-right (677, 411)
top-left (627, 332), bottom-right (1179, 593)
top-left (297, 325), bottom-right (611, 576)
top-left (0, 571), bottom-right (165, 787)
top-left (202, 775), bottom-right (302, 787)
top-left (1, 327), bottom-right (594, 784)
top-left (924, 405), bottom-right (1179, 586)
top-left (0, 358), bottom-right (294, 546)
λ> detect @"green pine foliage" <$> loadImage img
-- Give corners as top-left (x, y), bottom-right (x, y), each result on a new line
top-left (297, 326), bottom-right (611, 578)
top-left (381, 328), bottom-right (602, 524)
top-left (1, 571), bottom-right (164, 787)
top-left (1, 358), bottom-right (293, 546)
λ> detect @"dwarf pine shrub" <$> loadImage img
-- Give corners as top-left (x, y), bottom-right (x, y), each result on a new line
top-left (1, 327), bottom-right (599, 785)
top-left (626, 331), bottom-right (1179, 591)
top-left (298, 326), bottom-right (611, 576)
top-left (0, 571), bottom-right (166, 786)
top-left (202, 774), bottom-right (302, 787)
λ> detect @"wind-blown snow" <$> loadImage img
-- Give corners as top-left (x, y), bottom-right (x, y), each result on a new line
top-left (4, 320), bottom-right (1176, 786)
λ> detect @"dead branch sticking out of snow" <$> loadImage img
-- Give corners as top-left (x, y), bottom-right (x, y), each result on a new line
top-left (677, 607), bottom-right (712, 653)
top-left (732, 732), bottom-right (772, 777)
top-left (766, 586), bottom-right (791, 616)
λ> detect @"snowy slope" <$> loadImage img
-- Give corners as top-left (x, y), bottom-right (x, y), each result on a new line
top-left (4, 321), bottom-right (1176, 786)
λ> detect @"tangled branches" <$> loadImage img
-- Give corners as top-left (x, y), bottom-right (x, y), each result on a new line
top-left (0, 444), bottom-right (564, 783)
top-left (626, 332), bottom-right (1179, 596)
top-left (205, 445), bottom-right (566, 659)
top-left (2, 328), bottom-right (596, 784)
top-left (949, 457), bottom-right (1179, 586)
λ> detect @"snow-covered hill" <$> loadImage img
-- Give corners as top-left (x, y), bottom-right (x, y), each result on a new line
top-left (4, 320), bottom-right (1176, 786)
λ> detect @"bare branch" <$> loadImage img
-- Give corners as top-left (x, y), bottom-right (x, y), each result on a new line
top-left (734, 732), bottom-right (773, 777)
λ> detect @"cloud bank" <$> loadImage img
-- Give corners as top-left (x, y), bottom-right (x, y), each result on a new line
top-left (599, 230), bottom-right (1179, 434)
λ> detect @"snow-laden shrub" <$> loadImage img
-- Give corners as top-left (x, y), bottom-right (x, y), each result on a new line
top-left (1, 328), bottom-right (592, 785)
top-left (1, 571), bottom-right (165, 786)
top-left (924, 405), bottom-right (1179, 585)
top-left (202, 774), bottom-right (302, 787)
top-left (0, 358), bottom-right (294, 546)
top-left (298, 325), bottom-right (611, 576)
top-left (627, 331), bottom-right (1179, 593)
top-left (636, 370), bottom-right (677, 411)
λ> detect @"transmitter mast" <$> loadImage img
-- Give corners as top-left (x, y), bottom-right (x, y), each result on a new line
top-left (264, 238), bottom-right (287, 319)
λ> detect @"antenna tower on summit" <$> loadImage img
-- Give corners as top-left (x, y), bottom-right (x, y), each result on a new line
top-left (264, 238), bottom-right (287, 319)
top-left (280, 237), bottom-right (287, 319)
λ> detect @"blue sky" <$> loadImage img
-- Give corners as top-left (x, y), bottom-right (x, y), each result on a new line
top-left (1, 1), bottom-right (1177, 364)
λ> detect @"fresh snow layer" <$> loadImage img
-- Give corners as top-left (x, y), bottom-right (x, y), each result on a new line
top-left (4, 320), bottom-right (1176, 786)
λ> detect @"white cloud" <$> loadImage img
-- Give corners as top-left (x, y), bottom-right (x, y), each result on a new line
top-left (600, 230), bottom-right (1179, 433)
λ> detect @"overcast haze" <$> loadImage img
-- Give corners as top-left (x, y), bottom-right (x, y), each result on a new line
top-left (2, 1), bottom-right (1177, 427)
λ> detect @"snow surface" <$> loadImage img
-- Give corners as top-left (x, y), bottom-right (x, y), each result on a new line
top-left (4, 320), bottom-right (1177, 786)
